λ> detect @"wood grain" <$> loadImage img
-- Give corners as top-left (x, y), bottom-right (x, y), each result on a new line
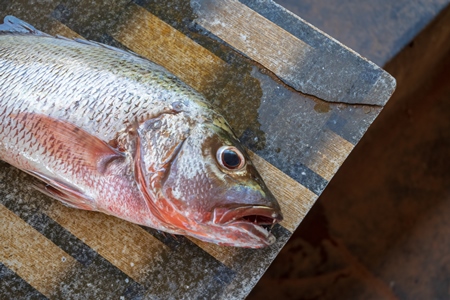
top-left (111, 4), bottom-right (228, 94)
top-left (193, 0), bottom-right (396, 106)
top-left (0, 1), bottom-right (396, 298)
top-left (307, 130), bottom-right (355, 181)
top-left (44, 202), bottom-right (168, 283)
top-left (193, 0), bottom-right (312, 82)
top-left (46, 19), bottom-right (83, 39)
top-left (187, 237), bottom-right (238, 268)
top-left (249, 152), bottom-right (318, 233)
top-left (0, 204), bottom-right (77, 298)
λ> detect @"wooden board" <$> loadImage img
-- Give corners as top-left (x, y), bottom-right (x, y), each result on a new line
top-left (0, 1), bottom-right (395, 299)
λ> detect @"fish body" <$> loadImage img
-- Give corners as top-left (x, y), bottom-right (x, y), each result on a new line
top-left (0, 16), bottom-right (282, 248)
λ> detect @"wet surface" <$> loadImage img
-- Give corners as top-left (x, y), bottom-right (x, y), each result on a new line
top-left (192, 0), bottom-right (394, 106)
top-left (0, 0), bottom-right (395, 298)
top-left (249, 2), bottom-right (450, 299)
top-left (249, 47), bottom-right (450, 300)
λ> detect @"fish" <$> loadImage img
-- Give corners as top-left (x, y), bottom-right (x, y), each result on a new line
top-left (0, 16), bottom-right (283, 248)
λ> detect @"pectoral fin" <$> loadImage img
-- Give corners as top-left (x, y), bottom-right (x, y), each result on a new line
top-left (10, 113), bottom-right (126, 210)
top-left (28, 170), bottom-right (95, 211)
top-left (10, 112), bottom-right (125, 174)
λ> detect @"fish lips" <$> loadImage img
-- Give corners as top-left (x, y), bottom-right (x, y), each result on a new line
top-left (203, 173), bottom-right (283, 247)
top-left (213, 205), bottom-right (283, 225)
top-left (211, 205), bottom-right (283, 247)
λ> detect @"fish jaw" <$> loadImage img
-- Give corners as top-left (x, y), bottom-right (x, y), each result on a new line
top-left (157, 172), bottom-right (284, 247)
top-left (144, 201), bottom-right (283, 248)
top-left (212, 205), bottom-right (282, 225)
top-left (178, 207), bottom-right (281, 248)
top-left (153, 181), bottom-right (284, 247)
top-left (212, 221), bottom-right (277, 248)
top-left (209, 205), bottom-right (283, 247)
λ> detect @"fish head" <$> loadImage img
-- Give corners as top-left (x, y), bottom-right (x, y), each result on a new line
top-left (153, 121), bottom-right (283, 248)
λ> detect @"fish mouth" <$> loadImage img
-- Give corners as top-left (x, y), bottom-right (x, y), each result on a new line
top-left (213, 206), bottom-right (283, 225)
top-left (212, 205), bottom-right (283, 246)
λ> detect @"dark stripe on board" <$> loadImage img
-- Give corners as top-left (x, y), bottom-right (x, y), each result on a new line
top-left (142, 227), bottom-right (237, 298)
top-left (0, 164), bottom-right (145, 298)
top-left (0, 263), bottom-right (48, 300)
top-left (239, 0), bottom-right (390, 106)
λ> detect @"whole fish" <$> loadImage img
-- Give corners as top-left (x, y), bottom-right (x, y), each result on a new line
top-left (0, 16), bottom-right (283, 248)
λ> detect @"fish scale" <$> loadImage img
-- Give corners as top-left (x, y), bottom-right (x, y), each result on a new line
top-left (0, 16), bottom-right (283, 248)
top-left (0, 34), bottom-right (206, 226)
top-left (1, 35), bottom-right (202, 137)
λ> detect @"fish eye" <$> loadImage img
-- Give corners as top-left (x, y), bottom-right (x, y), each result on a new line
top-left (216, 146), bottom-right (246, 170)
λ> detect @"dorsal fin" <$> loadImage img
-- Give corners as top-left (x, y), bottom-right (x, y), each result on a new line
top-left (0, 15), bottom-right (50, 36)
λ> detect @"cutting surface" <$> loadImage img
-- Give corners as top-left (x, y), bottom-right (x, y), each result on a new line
top-left (0, 1), bottom-right (395, 299)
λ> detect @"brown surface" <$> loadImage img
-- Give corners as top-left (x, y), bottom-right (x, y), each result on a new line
top-left (306, 130), bottom-right (354, 181)
top-left (248, 5), bottom-right (450, 299)
top-left (194, 0), bottom-right (312, 81)
top-left (0, 204), bottom-right (77, 297)
top-left (112, 4), bottom-right (228, 93)
top-left (44, 202), bottom-right (167, 283)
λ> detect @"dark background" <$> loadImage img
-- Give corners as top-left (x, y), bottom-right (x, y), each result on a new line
top-left (249, 1), bottom-right (450, 299)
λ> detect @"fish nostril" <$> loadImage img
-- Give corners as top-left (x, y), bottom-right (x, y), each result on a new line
top-left (171, 101), bottom-right (184, 112)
